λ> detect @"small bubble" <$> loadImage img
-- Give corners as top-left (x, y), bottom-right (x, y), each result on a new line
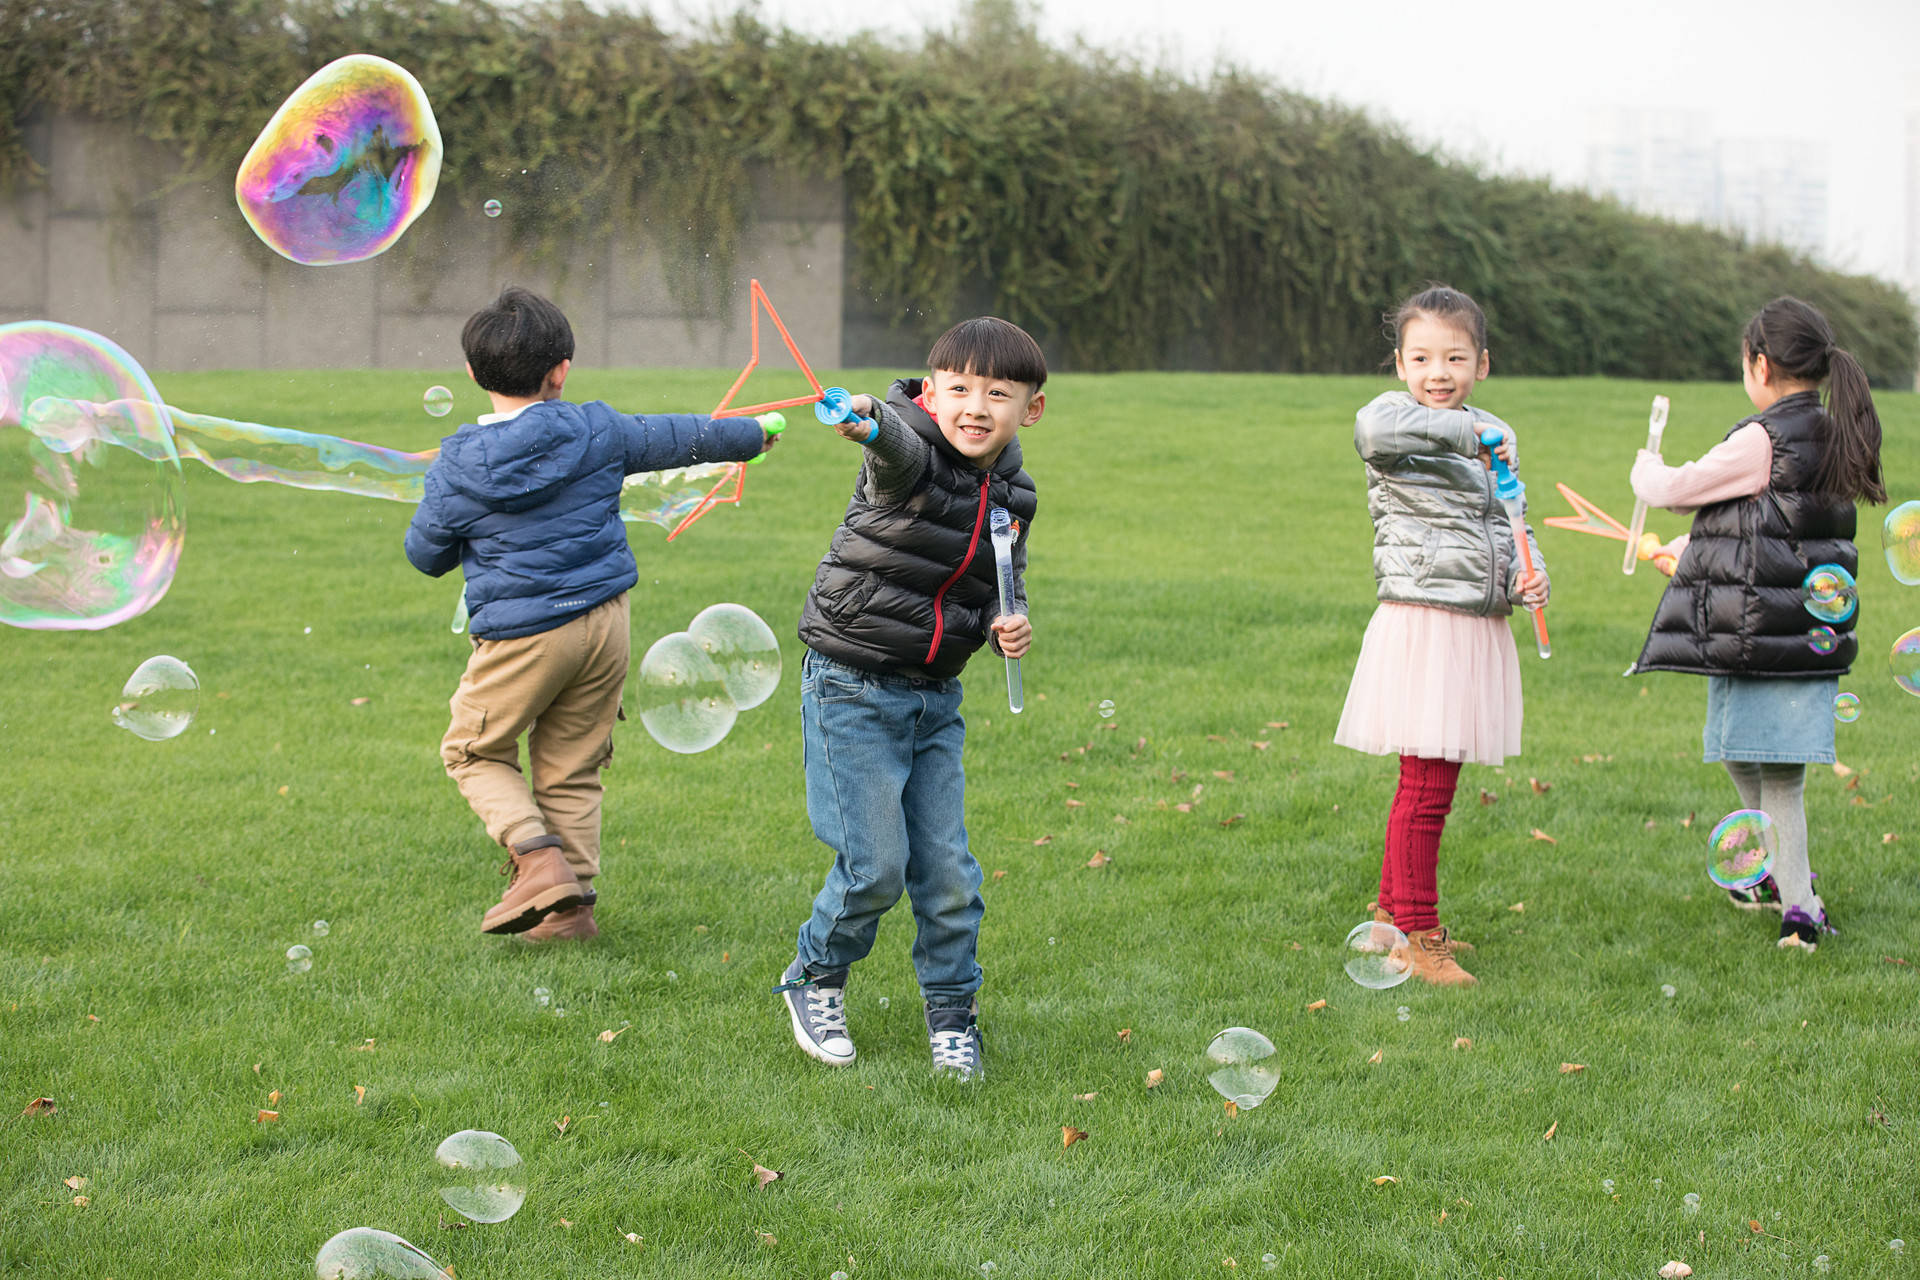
top-left (1048, 936), bottom-right (1057, 946)
top-left (1683, 1191), bottom-right (1700, 1215)
top-left (1833, 691), bottom-right (1860, 723)
top-left (483, 199), bottom-right (502, 218)
top-left (666, 971), bottom-right (678, 982)
top-left (303, 626), bottom-right (312, 635)
top-left (311, 919), bottom-right (330, 937)
top-left (1601, 1178), bottom-right (1615, 1194)
top-left (1261, 1255), bottom-right (1278, 1272)
top-left (423, 384), bottom-right (454, 417)
top-left (598, 1101), bottom-right (609, 1109)
top-left (1661, 984), bottom-right (1676, 999)
top-left (979, 1264), bottom-right (997, 1276)
top-left (532, 987), bottom-right (551, 1007)
top-left (1653, 1178), bottom-right (1663, 1188)
top-left (1396, 1005), bottom-right (1410, 1022)
top-left (1813, 1256), bottom-right (1831, 1273)
top-left (833, 1273), bottom-right (850, 1280)
top-left (1891, 1239), bottom-right (1905, 1254)
top-left (878, 996), bottom-right (890, 1009)
top-left (286, 944), bottom-right (312, 974)
top-left (1098, 699), bottom-right (1115, 717)
top-left (553, 1007), bottom-right (567, 1018)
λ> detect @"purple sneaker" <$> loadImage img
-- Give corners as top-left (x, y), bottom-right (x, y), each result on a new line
top-left (1778, 905), bottom-right (1834, 951)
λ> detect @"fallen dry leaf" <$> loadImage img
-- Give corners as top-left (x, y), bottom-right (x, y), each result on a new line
top-left (1064, 781), bottom-right (1079, 789)
top-left (624, 1232), bottom-right (642, 1245)
top-left (1223, 1100), bottom-right (1239, 1118)
top-left (746, 1157), bottom-right (783, 1190)
top-left (1213, 770), bottom-right (1235, 780)
top-left (1884, 832), bottom-right (1899, 844)
top-left (1074, 1092), bottom-right (1098, 1101)
top-left (22, 1097), bottom-right (55, 1117)
top-left (1453, 1037), bottom-right (1473, 1050)
top-left (1681, 812), bottom-right (1695, 828)
top-left (1658, 1263), bottom-right (1693, 1279)
top-left (1218, 813), bottom-right (1246, 828)
top-left (756, 1231), bottom-right (777, 1246)
top-left (72, 1195), bottom-right (90, 1207)
top-left (86, 1014), bottom-right (99, 1023)
top-left (1222, 1257), bottom-right (1237, 1269)
top-left (252, 1063), bottom-right (262, 1074)
top-left (1372, 1175), bottom-right (1399, 1186)
top-left (1065, 798), bottom-right (1085, 809)
top-left (268, 1089), bottom-right (282, 1105)
top-left (1288, 941), bottom-right (1302, 951)
top-left (1529, 828), bottom-right (1557, 844)
top-left (63, 1176), bottom-right (86, 1190)
top-left (277, 785), bottom-right (290, 796)
top-left (1541, 1120), bottom-right (1558, 1141)
top-left (1190, 783), bottom-right (1205, 799)
top-left (554, 1115), bottom-right (571, 1134)
top-left (991, 869), bottom-right (1007, 881)
top-left (558, 1219), bottom-right (573, 1228)
top-left (255, 1109), bottom-right (280, 1123)
top-left (1032, 835), bottom-right (1053, 846)
top-left (349, 697), bottom-right (370, 706)
top-left (1117, 1028), bottom-right (1133, 1043)
top-left (1206, 734), bottom-right (1227, 742)
top-left (1085, 851), bottom-right (1111, 868)
top-left (1480, 789), bottom-right (1498, 805)
top-left (1529, 777), bottom-right (1551, 794)
top-left (353, 1085), bottom-right (366, 1105)
top-left (1367, 1049), bottom-right (1383, 1065)
top-left (1251, 740), bottom-right (1270, 751)
top-left (1174, 803), bottom-right (1193, 813)
top-left (1509, 902), bottom-right (1526, 913)
top-left (1559, 1063), bottom-right (1586, 1074)
top-left (1145, 1068), bottom-right (1165, 1088)
top-left (1112, 814), bottom-right (1130, 825)
top-left (1306, 999), bottom-right (1328, 1011)
top-left (1062, 1125), bottom-right (1089, 1148)
top-left (1833, 761), bottom-right (1853, 778)
top-left (352, 1039), bottom-right (376, 1052)
top-left (1884, 956), bottom-right (1911, 966)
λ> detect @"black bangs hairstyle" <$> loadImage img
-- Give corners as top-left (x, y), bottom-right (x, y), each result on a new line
top-left (926, 316), bottom-right (1048, 391)
top-left (1387, 284), bottom-right (1488, 352)
top-left (462, 286), bottom-right (576, 397)
top-left (1743, 296), bottom-right (1886, 505)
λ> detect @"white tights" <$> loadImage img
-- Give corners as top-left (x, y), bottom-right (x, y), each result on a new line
top-left (1722, 762), bottom-right (1819, 913)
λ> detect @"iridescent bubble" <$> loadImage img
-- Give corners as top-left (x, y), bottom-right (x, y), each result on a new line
top-left (286, 944), bottom-right (313, 974)
top-left (1660, 985), bottom-right (1676, 999)
top-left (0, 322), bottom-right (183, 630)
top-left (483, 199), bottom-right (503, 219)
top-left (235, 55), bottom-right (443, 266)
top-left (112, 655), bottom-right (200, 741)
top-left (1892, 1239), bottom-right (1906, 1254)
top-left (1802, 564), bottom-right (1858, 625)
top-left (1342, 919), bottom-right (1412, 990)
top-left (532, 987), bottom-right (551, 1007)
top-left (1889, 627), bottom-right (1920, 698)
top-left (1396, 1005), bottom-right (1410, 1022)
top-left (422, 385), bottom-right (453, 418)
top-left (434, 1129), bottom-right (527, 1223)
top-left (1601, 1178), bottom-right (1615, 1194)
top-left (312, 919), bottom-right (330, 937)
top-left (635, 630), bottom-right (736, 753)
top-left (1098, 699), bottom-right (1115, 717)
top-left (1807, 626), bottom-right (1839, 655)
top-left (1832, 691), bottom-right (1860, 723)
top-left (1885, 501), bottom-right (1920, 585)
top-left (315, 1227), bottom-right (446, 1279)
top-left (1205, 1026), bottom-right (1279, 1109)
top-left (686, 603), bottom-right (782, 710)
top-left (1707, 810), bottom-right (1776, 889)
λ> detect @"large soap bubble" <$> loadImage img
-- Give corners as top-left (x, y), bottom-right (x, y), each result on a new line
top-left (1706, 810), bottom-right (1776, 890)
top-left (1205, 1027), bottom-right (1279, 1109)
top-left (111, 654), bottom-right (200, 741)
top-left (1883, 501), bottom-right (1920, 586)
top-left (1342, 918), bottom-right (1413, 989)
top-left (687, 602), bottom-right (782, 710)
top-left (315, 1227), bottom-right (445, 1279)
top-left (1801, 564), bottom-right (1857, 625)
top-left (0, 322), bottom-right (183, 630)
top-left (636, 631), bottom-right (736, 753)
top-left (434, 1129), bottom-right (526, 1223)
top-left (236, 55), bottom-right (443, 266)
top-left (1890, 627), bottom-right (1920, 697)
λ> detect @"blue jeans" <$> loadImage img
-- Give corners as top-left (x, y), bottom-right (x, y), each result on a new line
top-left (794, 650), bottom-right (984, 1007)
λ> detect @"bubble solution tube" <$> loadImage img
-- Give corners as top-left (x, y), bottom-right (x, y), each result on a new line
top-left (1622, 394), bottom-right (1669, 575)
top-left (1479, 427), bottom-right (1551, 660)
top-left (988, 507), bottom-right (1024, 713)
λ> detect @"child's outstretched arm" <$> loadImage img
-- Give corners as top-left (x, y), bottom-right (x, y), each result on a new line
top-left (834, 395), bottom-right (930, 504)
top-left (404, 473), bottom-right (462, 577)
top-left (619, 412), bottom-right (775, 474)
top-left (1355, 390), bottom-right (1510, 464)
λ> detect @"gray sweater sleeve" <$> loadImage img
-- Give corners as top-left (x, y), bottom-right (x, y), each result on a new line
top-left (861, 401), bottom-right (930, 503)
top-left (1354, 390), bottom-right (1486, 463)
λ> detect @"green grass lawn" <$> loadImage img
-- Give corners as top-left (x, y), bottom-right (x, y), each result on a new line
top-left (3, 364), bottom-right (1916, 1278)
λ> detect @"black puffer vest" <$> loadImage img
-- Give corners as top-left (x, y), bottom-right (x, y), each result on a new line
top-left (798, 379), bottom-right (1039, 679)
top-left (1633, 391), bottom-right (1856, 677)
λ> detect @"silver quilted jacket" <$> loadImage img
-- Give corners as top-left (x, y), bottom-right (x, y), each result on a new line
top-left (1355, 391), bottom-right (1545, 617)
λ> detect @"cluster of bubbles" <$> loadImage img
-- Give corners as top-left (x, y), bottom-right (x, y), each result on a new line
top-left (422, 385), bottom-right (453, 418)
top-left (111, 655), bottom-right (199, 741)
top-left (435, 1129), bottom-right (527, 1223)
top-left (634, 603), bottom-right (781, 753)
top-left (1341, 919), bottom-right (1412, 990)
top-left (1205, 1027), bottom-right (1279, 1109)
top-left (235, 55), bottom-right (443, 266)
top-left (1705, 810), bottom-right (1777, 890)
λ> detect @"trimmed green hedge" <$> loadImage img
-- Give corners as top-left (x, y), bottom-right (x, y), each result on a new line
top-left (4, 0), bottom-right (1913, 378)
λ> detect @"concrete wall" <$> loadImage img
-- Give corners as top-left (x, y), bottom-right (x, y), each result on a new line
top-left (0, 112), bottom-right (845, 373)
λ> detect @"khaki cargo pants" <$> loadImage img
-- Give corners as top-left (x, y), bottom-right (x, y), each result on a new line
top-left (440, 592), bottom-right (630, 882)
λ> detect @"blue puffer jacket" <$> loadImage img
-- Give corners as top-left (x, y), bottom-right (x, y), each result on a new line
top-left (405, 399), bottom-right (765, 639)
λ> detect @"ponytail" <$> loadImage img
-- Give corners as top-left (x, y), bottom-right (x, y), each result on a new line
top-left (1743, 296), bottom-right (1886, 505)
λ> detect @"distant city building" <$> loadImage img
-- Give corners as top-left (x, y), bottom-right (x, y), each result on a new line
top-left (1585, 109), bottom-right (1828, 257)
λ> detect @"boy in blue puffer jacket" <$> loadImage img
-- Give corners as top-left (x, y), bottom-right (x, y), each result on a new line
top-left (406, 287), bottom-right (776, 940)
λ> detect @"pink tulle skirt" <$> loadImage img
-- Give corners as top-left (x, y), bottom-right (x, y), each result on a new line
top-left (1334, 602), bottom-right (1524, 766)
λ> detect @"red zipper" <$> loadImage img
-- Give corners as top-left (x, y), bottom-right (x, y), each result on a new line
top-left (926, 478), bottom-right (991, 665)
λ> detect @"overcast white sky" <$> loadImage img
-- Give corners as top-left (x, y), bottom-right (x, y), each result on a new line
top-left (641, 0), bottom-right (1920, 286)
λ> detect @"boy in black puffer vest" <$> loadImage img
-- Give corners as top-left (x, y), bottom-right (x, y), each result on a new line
top-left (776, 317), bottom-right (1044, 1080)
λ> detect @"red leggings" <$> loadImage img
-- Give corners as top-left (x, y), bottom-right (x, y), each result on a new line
top-left (1375, 754), bottom-right (1461, 935)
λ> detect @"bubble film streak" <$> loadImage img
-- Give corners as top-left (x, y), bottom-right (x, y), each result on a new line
top-left (1883, 501), bottom-right (1920, 585)
top-left (1706, 809), bottom-right (1776, 890)
top-left (237, 55), bottom-right (442, 266)
top-left (620, 464), bottom-right (744, 531)
top-left (1891, 627), bottom-right (1920, 697)
top-left (0, 322), bottom-right (183, 630)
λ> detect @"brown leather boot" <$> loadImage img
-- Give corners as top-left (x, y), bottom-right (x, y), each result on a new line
top-left (1399, 926), bottom-right (1478, 987)
top-left (481, 835), bottom-right (584, 935)
top-left (524, 903), bottom-right (598, 943)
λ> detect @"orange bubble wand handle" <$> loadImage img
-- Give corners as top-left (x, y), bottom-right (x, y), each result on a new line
top-left (1623, 395), bottom-right (1668, 575)
top-left (1480, 428), bottom-right (1550, 660)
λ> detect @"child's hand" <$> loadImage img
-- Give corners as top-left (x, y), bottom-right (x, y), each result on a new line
top-left (992, 613), bottom-right (1032, 659)
top-left (1515, 566), bottom-right (1548, 609)
top-left (831, 394), bottom-right (881, 443)
top-left (1477, 424), bottom-right (1517, 471)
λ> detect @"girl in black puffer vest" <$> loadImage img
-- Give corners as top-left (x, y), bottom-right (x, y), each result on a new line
top-left (1629, 297), bottom-right (1885, 951)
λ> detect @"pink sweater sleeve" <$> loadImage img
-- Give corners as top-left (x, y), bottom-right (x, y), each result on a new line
top-left (1630, 423), bottom-right (1773, 511)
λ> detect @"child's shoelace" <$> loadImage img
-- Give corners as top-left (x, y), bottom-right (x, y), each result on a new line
top-left (930, 1030), bottom-right (977, 1071)
top-left (804, 987), bottom-right (848, 1036)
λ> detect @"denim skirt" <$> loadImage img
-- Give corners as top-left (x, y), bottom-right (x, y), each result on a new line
top-left (1702, 675), bottom-right (1838, 764)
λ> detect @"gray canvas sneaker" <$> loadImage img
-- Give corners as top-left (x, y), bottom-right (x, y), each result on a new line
top-left (775, 958), bottom-right (855, 1066)
top-left (926, 1000), bottom-right (983, 1080)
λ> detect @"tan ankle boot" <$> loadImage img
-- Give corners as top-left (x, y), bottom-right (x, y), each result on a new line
top-left (481, 835), bottom-right (584, 935)
top-left (524, 903), bottom-right (598, 942)
top-left (1399, 926), bottom-right (1477, 987)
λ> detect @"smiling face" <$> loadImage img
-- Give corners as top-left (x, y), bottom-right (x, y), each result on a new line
top-left (922, 367), bottom-right (1045, 468)
top-left (1394, 314), bottom-right (1489, 410)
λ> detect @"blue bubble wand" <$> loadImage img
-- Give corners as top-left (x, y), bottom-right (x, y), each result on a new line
top-left (1480, 427), bottom-right (1551, 660)
top-left (988, 507), bottom-right (1024, 714)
